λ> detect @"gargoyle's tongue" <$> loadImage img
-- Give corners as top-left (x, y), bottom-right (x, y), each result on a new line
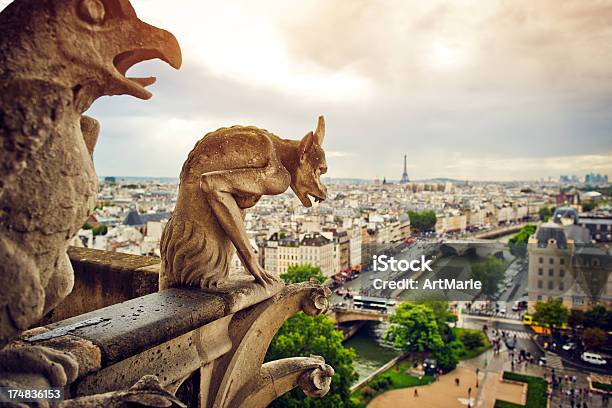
top-left (128, 77), bottom-right (157, 87)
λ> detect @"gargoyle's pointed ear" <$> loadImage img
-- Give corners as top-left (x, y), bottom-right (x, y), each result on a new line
top-left (314, 115), bottom-right (325, 145)
top-left (299, 131), bottom-right (315, 161)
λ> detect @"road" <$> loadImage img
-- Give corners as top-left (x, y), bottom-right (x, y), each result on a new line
top-left (331, 240), bottom-right (436, 305)
top-left (461, 316), bottom-right (544, 361)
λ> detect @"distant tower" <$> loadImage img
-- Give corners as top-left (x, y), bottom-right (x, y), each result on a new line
top-left (400, 154), bottom-right (410, 183)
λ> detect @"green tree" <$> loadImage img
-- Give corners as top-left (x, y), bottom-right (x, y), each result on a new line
top-left (508, 224), bottom-right (537, 256)
top-left (92, 225), bottom-right (108, 236)
top-left (539, 207), bottom-right (553, 222)
top-left (266, 313), bottom-right (358, 408)
top-left (460, 331), bottom-right (484, 350)
top-left (581, 201), bottom-right (596, 212)
top-left (415, 299), bottom-right (456, 342)
top-left (470, 257), bottom-right (507, 302)
top-left (281, 264), bottom-right (326, 284)
top-left (584, 305), bottom-right (612, 331)
top-left (532, 298), bottom-right (569, 337)
top-left (432, 343), bottom-right (460, 373)
top-left (581, 327), bottom-right (607, 350)
top-left (385, 303), bottom-right (443, 352)
top-left (407, 210), bottom-right (437, 232)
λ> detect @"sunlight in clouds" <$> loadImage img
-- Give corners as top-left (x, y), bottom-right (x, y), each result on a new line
top-left (139, 1), bottom-right (372, 103)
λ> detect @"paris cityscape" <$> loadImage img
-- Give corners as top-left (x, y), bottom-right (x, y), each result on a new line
top-left (70, 164), bottom-right (612, 407)
top-left (1, 0), bottom-right (611, 407)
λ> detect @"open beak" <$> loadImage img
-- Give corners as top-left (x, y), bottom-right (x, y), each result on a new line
top-left (111, 21), bottom-right (182, 99)
top-left (298, 191), bottom-right (326, 208)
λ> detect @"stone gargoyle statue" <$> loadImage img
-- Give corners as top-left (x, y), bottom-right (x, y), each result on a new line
top-left (160, 116), bottom-right (328, 289)
top-left (0, 0), bottom-right (183, 405)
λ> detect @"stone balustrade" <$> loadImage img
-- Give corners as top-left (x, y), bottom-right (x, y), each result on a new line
top-left (27, 247), bottom-right (334, 407)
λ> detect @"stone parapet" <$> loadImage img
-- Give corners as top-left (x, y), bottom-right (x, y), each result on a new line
top-left (45, 247), bottom-right (162, 323)
top-left (26, 268), bottom-right (333, 407)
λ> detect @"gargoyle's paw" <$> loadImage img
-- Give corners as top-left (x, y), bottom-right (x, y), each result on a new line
top-left (0, 346), bottom-right (78, 387)
top-left (200, 276), bottom-right (226, 289)
top-left (253, 269), bottom-right (279, 286)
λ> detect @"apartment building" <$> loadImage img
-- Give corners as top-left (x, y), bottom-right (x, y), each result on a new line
top-left (527, 221), bottom-right (611, 311)
top-left (435, 211), bottom-right (467, 234)
top-left (262, 232), bottom-right (335, 277)
top-left (349, 225), bottom-right (362, 268)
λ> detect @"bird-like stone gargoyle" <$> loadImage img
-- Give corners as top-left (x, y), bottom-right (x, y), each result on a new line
top-left (0, 0), bottom-right (181, 403)
top-left (160, 117), bottom-right (328, 290)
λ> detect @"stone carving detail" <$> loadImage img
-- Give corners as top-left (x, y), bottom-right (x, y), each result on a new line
top-left (160, 116), bottom-right (328, 290)
top-left (205, 282), bottom-right (334, 407)
top-left (0, 0), bottom-right (181, 402)
top-left (297, 356), bottom-right (335, 398)
top-left (302, 279), bottom-right (333, 316)
top-left (60, 375), bottom-right (185, 408)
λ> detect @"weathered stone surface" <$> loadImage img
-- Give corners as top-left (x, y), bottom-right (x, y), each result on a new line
top-left (160, 116), bottom-right (328, 290)
top-left (0, 0), bottom-right (181, 347)
top-left (0, 0), bottom-right (181, 398)
top-left (205, 282), bottom-right (333, 407)
top-left (43, 289), bottom-right (226, 365)
top-left (45, 247), bottom-right (162, 323)
top-left (61, 375), bottom-right (186, 408)
top-left (15, 281), bottom-right (335, 407)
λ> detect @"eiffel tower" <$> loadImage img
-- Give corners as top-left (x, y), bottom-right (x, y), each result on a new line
top-left (400, 154), bottom-right (410, 183)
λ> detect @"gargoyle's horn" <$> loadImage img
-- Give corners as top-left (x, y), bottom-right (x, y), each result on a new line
top-left (315, 115), bottom-right (325, 145)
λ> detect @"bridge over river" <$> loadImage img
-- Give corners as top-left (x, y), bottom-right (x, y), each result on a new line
top-left (440, 239), bottom-right (508, 258)
top-left (328, 307), bottom-right (389, 324)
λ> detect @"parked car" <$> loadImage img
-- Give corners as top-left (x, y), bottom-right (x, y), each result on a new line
top-left (562, 343), bottom-right (576, 351)
top-left (581, 352), bottom-right (607, 365)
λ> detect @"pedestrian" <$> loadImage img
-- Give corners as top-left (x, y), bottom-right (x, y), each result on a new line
top-left (414, 388), bottom-right (418, 397)
top-left (455, 378), bottom-right (460, 386)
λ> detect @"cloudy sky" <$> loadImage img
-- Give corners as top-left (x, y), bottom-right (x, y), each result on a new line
top-left (2, 0), bottom-right (612, 181)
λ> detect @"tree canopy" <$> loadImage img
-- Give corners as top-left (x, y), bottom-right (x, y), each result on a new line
top-left (385, 301), bottom-right (463, 372)
top-left (508, 224), bottom-right (537, 256)
top-left (584, 305), bottom-right (612, 332)
top-left (92, 224), bottom-right (108, 236)
top-left (266, 313), bottom-right (358, 408)
top-left (538, 207), bottom-right (554, 222)
top-left (533, 299), bottom-right (569, 332)
top-left (385, 303), bottom-right (443, 352)
top-left (281, 264), bottom-right (326, 284)
top-left (470, 257), bottom-right (507, 301)
top-left (582, 327), bottom-right (607, 350)
top-left (407, 210), bottom-right (437, 232)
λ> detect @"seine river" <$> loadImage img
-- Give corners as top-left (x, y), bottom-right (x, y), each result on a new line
top-left (343, 322), bottom-right (399, 382)
top-left (345, 231), bottom-right (517, 383)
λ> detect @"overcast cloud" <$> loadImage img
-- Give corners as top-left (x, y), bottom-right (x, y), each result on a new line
top-left (2, 0), bottom-right (611, 180)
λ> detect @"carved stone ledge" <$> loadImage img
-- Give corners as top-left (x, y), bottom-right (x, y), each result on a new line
top-left (13, 279), bottom-right (334, 406)
top-left (297, 356), bottom-right (335, 398)
top-left (240, 356), bottom-right (334, 407)
top-left (206, 281), bottom-right (334, 408)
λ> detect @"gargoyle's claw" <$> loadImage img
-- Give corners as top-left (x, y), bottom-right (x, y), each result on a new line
top-left (261, 271), bottom-right (278, 285)
top-left (254, 269), bottom-right (279, 287)
top-left (0, 345), bottom-right (79, 387)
